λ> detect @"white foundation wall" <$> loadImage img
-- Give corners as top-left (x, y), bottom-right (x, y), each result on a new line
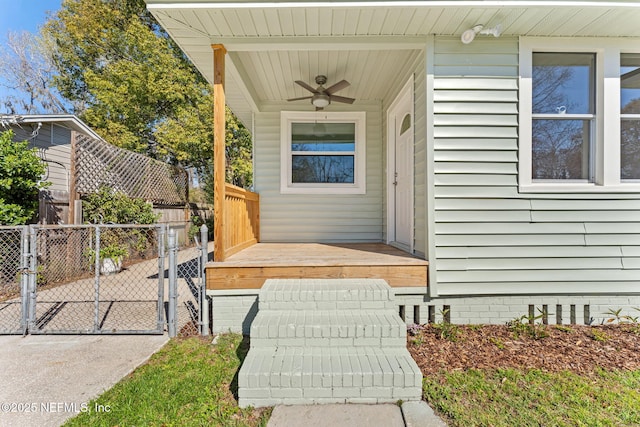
top-left (394, 291), bottom-right (640, 326)
top-left (209, 290), bottom-right (640, 334)
top-left (210, 291), bottom-right (259, 334)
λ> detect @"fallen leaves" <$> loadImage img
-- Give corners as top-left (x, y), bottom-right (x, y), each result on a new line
top-left (408, 324), bottom-right (640, 376)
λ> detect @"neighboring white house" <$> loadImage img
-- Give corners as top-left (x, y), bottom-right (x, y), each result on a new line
top-left (1, 114), bottom-right (102, 224)
top-left (145, 0), bottom-right (640, 329)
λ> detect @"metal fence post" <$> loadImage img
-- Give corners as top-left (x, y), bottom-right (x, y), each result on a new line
top-left (27, 226), bottom-right (37, 332)
top-left (157, 224), bottom-right (166, 333)
top-left (93, 225), bottom-right (101, 333)
top-left (19, 226), bottom-right (29, 335)
top-left (200, 224), bottom-right (209, 336)
top-left (167, 229), bottom-right (177, 337)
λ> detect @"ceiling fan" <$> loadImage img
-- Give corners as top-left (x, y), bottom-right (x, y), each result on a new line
top-left (287, 75), bottom-right (355, 110)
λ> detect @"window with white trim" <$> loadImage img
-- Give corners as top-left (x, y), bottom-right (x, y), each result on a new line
top-left (280, 111), bottom-right (366, 194)
top-left (621, 53), bottom-right (640, 181)
top-left (519, 38), bottom-right (640, 192)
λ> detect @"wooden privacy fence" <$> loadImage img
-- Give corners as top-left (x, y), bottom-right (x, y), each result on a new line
top-left (222, 183), bottom-right (259, 259)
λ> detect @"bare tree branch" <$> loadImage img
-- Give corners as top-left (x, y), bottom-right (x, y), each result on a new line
top-left (0, 31), bottom-right (70, 114)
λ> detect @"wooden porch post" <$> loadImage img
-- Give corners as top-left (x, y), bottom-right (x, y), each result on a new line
top-left (212, 44), bottom-right (227, 261)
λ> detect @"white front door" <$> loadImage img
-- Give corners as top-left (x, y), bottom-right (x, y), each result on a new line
top-left (388, 78), bottom-right (414, 251)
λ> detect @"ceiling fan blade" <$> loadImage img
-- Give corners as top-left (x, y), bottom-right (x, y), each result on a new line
top-left (287, 96), bottom-right (313, 102)
top-left (325, 80), bottom-right (350, 95)
top-left (329, 95), bottom-right (355, 104)
top-left (295, 80), bottom-right (319, 94)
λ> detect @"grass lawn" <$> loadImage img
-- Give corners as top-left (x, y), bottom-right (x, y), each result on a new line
top-left (64, 327), bottom-right (639, 426)
top-left (423, 369), bottom-right (640, 426)
top-left (64, 334), bottom-right (270, 427)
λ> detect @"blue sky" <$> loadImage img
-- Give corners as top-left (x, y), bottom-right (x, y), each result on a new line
top-left (0, 1), bottom-right (61, 39)
top-left (0, 0), bottom-right (62, 106)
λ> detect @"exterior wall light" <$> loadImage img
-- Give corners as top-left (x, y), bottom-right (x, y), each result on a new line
top-left (461, 24), bottom-right (502, 44)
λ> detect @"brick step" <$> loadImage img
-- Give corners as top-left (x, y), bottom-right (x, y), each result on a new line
top-left (238, 346), bottom-right (423, 408)
top-left (259, 278), bottom-right (395, 311)
top-left (249, 309), bottom-right (406, 347)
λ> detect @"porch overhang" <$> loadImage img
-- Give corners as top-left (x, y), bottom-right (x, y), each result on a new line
top-left (147, 0), bottom-right (640, 125)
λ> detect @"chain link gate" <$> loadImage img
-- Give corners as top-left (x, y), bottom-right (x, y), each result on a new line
top-left (0, 224), bottom-right (209, 336)
top-left (28, 224), bottom-right (166, 335)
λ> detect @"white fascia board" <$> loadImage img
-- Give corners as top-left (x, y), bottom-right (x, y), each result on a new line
top-left (1, 114), bottom-right (103, 141)
top-left (212, 36), bottom-right (428, 51)
top-left (147, 1), bottom-right (640, 10)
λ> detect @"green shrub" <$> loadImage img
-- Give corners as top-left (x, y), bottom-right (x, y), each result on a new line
top-left (82, 186), bottom-right (159, 224)
top-left (0, 130), bottom-right (50, 225)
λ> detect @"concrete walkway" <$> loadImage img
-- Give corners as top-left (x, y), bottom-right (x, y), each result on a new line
top-left (0, 334), bottom-right (168, 427)
top-left (0, 333), bottom-right (447, 427)
top-left (267, 401), bottom-right (448, 427)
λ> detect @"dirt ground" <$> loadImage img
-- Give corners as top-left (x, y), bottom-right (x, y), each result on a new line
top-left (408, 323), bottom-right (640, 376)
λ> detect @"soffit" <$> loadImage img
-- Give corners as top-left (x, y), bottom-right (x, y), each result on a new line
top-left (147, 2), bottom-right (640, 124)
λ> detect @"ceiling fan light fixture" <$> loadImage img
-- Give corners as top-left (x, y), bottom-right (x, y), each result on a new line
top-left (288, 75), bottom-right (354, 109)
top-left (312, 93), bottom-right (330, 108)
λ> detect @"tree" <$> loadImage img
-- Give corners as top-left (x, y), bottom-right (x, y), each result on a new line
top-left (43, 0), bottom-right (253, 190)
top-left (0, 130), bottom-right (49, 225)
top-left (0, 31), bottom-right (69, 114)
top-left (224, 108), bottom-right (253, 189)
top-left (43, 0), bottom-right (213, 166)
top-left (200, 108), bottom-right (253, 203)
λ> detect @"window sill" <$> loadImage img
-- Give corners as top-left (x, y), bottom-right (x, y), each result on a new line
top-left (519, 183), bottom-right (640, 194)
top-left (280, 185), bottom-right (366, 195)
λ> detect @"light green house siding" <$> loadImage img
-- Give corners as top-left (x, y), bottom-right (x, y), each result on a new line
top-left (254, 103), bottom-right (384, 242)
top-left (431, 36), bottom-right (640, 296)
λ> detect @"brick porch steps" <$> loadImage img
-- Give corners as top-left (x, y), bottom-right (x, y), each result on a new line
top-left (248, 310), bottom-right (407, 348)
top-left (238, 278), bottom-right (423, 408)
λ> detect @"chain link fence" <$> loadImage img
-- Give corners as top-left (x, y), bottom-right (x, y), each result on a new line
top-left (168, 225), bottom-right (210, 338)
top-left (0, 224), bottom-right (209, 337)
top-left (0, 227), bottom-right (28, 334)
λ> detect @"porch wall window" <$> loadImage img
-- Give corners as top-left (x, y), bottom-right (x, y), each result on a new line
top-left (281, 111), bottom-right (366, 194)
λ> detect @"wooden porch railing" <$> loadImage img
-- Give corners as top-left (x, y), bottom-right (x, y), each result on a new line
top-left (220, 183), bottom-right (260, 259)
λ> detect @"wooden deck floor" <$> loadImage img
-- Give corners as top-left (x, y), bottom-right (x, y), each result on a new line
top-left (206, 243), bottom-right (428, 290)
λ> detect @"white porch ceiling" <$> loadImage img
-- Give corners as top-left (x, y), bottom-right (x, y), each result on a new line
top-left (146, 1), bottom-right (640, 125)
